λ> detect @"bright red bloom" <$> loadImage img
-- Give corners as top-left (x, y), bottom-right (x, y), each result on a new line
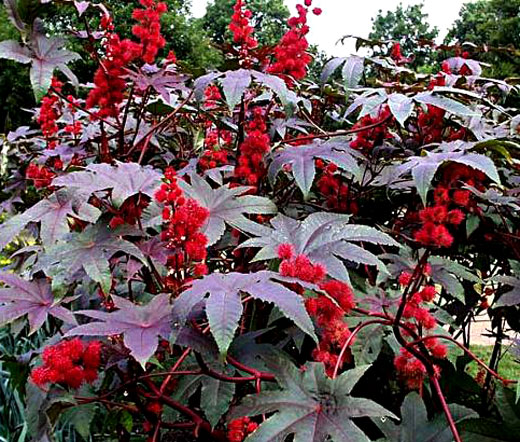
top-left (228, 417), bottom-right (258, 442)
top-left (26, 163), bottom-right (55, 189)
top-left (229, 0), bottom-right (258, 65)
top-left (31, 339), bottom-right (102, 389)
top-left (132, 0), bottom-right (167, 64)
top-left (350, 106), bottom-right (393, 153)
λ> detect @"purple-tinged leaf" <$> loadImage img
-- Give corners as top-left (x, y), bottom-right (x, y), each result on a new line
top-left (193, 72), bottom-right (223, 102)
top-left (0, 40), bottom-right (32, 63)
top-left (0, 272), bottom-right (77, 334)
top-left (3, 0), bottom-right (25, 32)
top-left (53, 162), bottom-right (162, 207)
top-left (0, 189), bottom-right (100, 249)
top-left (268, 138), bottom-right (362, 197)
top-left (250, 71), bottom-right (298, 109)
top-left (74, 1), bottom-right (90, 16)
top-left (414, 92), bottom-right (479, 118)
top-left (172, 271), bottom-right (316, 355)
top-left (495, 276), bottom-right (520, 307)
top-left (66, 294), bottom-right (171, 367)
top-left (388, 93), bottom-right (414, 126)
top-left (7, 126), bottom-right (38, 142)
top-left (229, 358), bottom-right (395, 442)
top-left (39, 223), bottom-right (146, 292)
top-left (320, 57), bottom-right (346, 84)
top-left (240, 213), bottom-right (398, 282)
top-left (221, 69), bottom-right (252, 110)
top-left (179, 174), bottom-right (277, 245)
top-left (342, 55), bottom-right (365, 93)
top-left (125, 67), bottom-right (188, 104)
top-left (397, 142), bottom-right (500, 205)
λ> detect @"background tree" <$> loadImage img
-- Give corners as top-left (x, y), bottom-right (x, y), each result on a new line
top-left (201, 0), bottom-right (289, 47)
top-left (368, 3), bottom-right (439, 71)
top-left (445, 0), bottom-right (520, 78)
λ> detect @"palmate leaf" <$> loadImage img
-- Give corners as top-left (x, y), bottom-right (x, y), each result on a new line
top-left (494, 276), bottom-right (520, 307)
top-left (240, 212), bottom-right (399, 283)
top-left (178, 174), bottom-right (277, 246)
top-left (230, 359), bottom-right (396, 442)
top-left (414, 92), bottom-right (480, 118)
top-left (388, 93), bottom-right (414, 127)
top-left (0, 33), bottom-right (80, 100)
top-left (268, 138), bottom-right (362, 198)
top-left (0, 272), bottom-right (76, 334)
top-left (66, 294), bottom-right (171, 368)
top-left (53, 162), bottom-right (162, 208)
top-left (376, 392), bottom-right (477, 442)
top-left (396, 142), bottom-right (501, 205)
top-left (38, 222), bottom-right (146, 293)
top-left (0, 188), bottom-right (101, 250)
top-left (171, 271), bottom-right (317, 355)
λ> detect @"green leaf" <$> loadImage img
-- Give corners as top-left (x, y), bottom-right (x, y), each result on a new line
top-left (201, 376), bottom-right (236, 428)
top-left (230, 358), bottom-right (395, 442)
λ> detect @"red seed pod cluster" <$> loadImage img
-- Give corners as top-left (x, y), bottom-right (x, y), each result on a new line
top-left (277, 244), bottom-right (356, 376)
top-left (37, 78), bottom-right (64, 149)
top-left (203, 84), bottom-right (222, 109)
top-left (31, 339), bottom-right (102, 389)
top-left (267, 1), bottom-right (319, 85)
top-left (155, 168), bottom-right (210, 280)
top-left (414, 164), bottom-right (485, 248)
top-left (227, 416), bottom-right (259, 442)
top-left (234, 107), bottom-right (271, 188)
top-left (229, 0), bottom-right (258, 65)
top-left (26, 163), bottom-right (55, 189)
top-left (415, 105), bottom-right (466, 145)
top-left (350, 106), bottom-right (393, 153)
top-left (315, 161), bottom-right (358, 214)
top-left (132, 0), bottom-right (168, 64)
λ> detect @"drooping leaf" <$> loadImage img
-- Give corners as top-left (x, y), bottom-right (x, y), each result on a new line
top-left (397, 142), bottom-right (501, 205)
top-left (414, 92), bottom-right (480, 118)
top-left (320, 57), bottom-right (346, 84)
top-left (0, 272), bottom-right (77, 334)
top-left (171, 271), bottom-right (317, 355)
top-left (388, 93), bottom-right (414, 126)
top-left (240, 212), bottom-right (399, 282)
top-left (0, 189), bottom-right (100, 249)
top-left (53, 162), bottom-right (162, 208)
top-left (178, 174), bottom-right (277, 246)
top-left (268, 138), bottom-right (362, 198)
top-left (38, 222), bottom-right (146, 292)
top-left (230, 358), bottom-right (395, 442)
top-left (377, 392), bottom-right (477, 442)
top-left (66, 294), bottom-right (171, 368)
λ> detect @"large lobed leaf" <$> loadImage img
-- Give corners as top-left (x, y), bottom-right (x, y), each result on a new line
top-left (179, 174), bottom-right (277, 246)
top-left (0, 272), bottom-right (76, 334)
top-left (66, 294), bottom-right (171, 368)
top-left (53, 161), bottom-right (162, 208)
top-left (230, 358), bottom-right (396, 442)
top-left (240, 212), bottom-right (399, 283)
top-left (172, 271), bottom-right (317, 355)
top-left (268, 138), bottom-right (362, 198)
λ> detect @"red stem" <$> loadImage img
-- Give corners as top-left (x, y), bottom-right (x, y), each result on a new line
top-left (431, 375), bottom-right (463, 442)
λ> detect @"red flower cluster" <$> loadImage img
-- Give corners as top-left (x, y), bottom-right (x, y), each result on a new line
top-left (394, 346), bottom-right (441, 390)
top-left (235, 107), bottom-right (271, 188)
top-left (315, 161), bottom-right (358, 214)
top-left (203, 84), bottom-right (222, 109)
top-left (31, 339), bottom-right (102, 389)
top-left (132, 0), bottom-right (167, 64)
top-left (350, 106), bottom-right (393, 153)
top-left (229, 0), bottom-right (258, 65)
top-left (268, 2), bottom-right (317, 85)
top-left (37, 78), bottom-right (64, 149)
top-left (86, 17), bottom-right (141, 118)
top-left (277, 244), bottom-right (356, 375)
top-left (26, 163), bottom-right (55, 189)
top-left (155, 168), bottom-right (210, 279)
top-left (415, 105), bottom-right (466, 145)
top-left (199, 126), bottom-right (232, 171)
top-left (390, 42), bottom-right (412, 65)
top-left (228, 416), bottom-right (259, 442)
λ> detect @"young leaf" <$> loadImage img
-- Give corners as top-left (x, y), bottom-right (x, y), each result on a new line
top-left (268, 138), bottom-right (362, 198)
top-left (66, 294), bottom-right (171, 368)
top-left (229, 358), bottom-right (396, 442)
top-left (0, 189), bottom-right (100, 250)
top-left (179, 174), bottom-right (277, 245)
top-left (376, 392), bottom-right (477, 442)
top-left (53, 162), bottom-right (162, 208)
top-left (0, 272), bottom-right (77, 334)
top-left (171, 271), bottom-right (317, 355)
top-left (240, 212), bottom-right (399, 282)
